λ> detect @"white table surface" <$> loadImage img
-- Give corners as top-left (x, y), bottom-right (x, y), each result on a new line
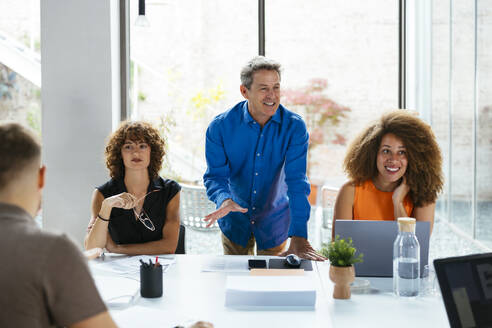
top-left (90, 255), bottom-right (449, 328)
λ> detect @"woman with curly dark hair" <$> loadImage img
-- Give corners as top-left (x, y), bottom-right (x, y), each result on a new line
top-left (85, 121), bottom-right (181, 254)
top-left (333, 110), bottom-right (443, 234)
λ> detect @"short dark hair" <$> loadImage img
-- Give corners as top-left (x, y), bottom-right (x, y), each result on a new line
top-left (0, 122), bottom-right (41, 191)
top-left (105, 121), bottom-right (165, 180)
top-left (240, 56), bottom-right (282, 89)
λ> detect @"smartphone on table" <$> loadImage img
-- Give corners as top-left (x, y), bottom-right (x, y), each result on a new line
top-left (248, 259), bottom-right (267, 270)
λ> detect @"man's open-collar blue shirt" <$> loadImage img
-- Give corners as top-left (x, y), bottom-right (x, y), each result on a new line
top-left (203, 100), bottom-right (311, 249)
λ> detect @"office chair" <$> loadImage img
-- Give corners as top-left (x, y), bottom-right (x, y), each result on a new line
top-left (175, 224), bottom-right (186, 254)
top-left (180, 184), bottom-right (219, 231)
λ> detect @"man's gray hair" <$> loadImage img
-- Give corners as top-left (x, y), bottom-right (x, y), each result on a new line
top-left (240, 56), bottom-right (282, 89)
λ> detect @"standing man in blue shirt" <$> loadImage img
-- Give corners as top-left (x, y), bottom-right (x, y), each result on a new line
top-left (203, 56), bottom-right (325, 260)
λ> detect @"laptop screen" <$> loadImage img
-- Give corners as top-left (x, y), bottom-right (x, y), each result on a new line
top-left (334, 220), bottom-right (430, 277)
top-left (434, 253), bottom-right (492, 328)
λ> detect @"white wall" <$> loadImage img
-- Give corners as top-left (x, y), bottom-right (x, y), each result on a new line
top-left (41, 0), bottom-right (120, 246)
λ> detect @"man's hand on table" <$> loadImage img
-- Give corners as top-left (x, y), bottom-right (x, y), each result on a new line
top-left (204, 199), bottom-right (247, 228)
top-left (279, 236), bottom-right (327, 261)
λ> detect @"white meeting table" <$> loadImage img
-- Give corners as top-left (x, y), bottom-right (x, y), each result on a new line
top-left (90, 255), bottom-right (449, 328)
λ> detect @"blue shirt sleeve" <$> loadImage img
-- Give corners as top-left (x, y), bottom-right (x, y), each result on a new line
top-left (285, 118), bottom-right (311, 238)
top-left (203, 118), bottom-right (233, 208)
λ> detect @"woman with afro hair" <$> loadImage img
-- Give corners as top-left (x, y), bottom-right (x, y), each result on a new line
top-left (333, 110), bottom-right (443, 234)
top-left (85, 121), bottom-right (181, 254)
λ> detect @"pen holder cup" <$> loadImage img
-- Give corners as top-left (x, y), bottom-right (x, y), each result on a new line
top-left (140, 264), bottom-right (163, 298)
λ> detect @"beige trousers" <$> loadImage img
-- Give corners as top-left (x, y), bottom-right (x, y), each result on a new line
top-left (221, 233), bottom-right (287, 256)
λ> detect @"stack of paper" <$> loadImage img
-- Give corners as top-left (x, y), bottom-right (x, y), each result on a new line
top-left (225, 276), bottom-right (316, 309)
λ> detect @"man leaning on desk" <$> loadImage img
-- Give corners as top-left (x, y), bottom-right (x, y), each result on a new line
top-left (203, 56), bottom-right (325, 261)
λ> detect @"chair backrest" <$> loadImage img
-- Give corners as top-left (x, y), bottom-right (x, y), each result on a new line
top-left (180, 184), bottom-right (220, 231)
top-left (175, 224), bottom-right (186, 254)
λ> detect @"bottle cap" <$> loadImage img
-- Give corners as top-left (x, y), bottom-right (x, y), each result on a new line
top-left (397, 217), bottom-right (416, 233)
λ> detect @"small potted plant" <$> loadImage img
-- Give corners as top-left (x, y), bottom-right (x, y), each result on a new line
top-left (320, 235), bottom-right (363, 299)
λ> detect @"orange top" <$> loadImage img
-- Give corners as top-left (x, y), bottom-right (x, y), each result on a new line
top-left (353, 180), bottom-right (413, 221)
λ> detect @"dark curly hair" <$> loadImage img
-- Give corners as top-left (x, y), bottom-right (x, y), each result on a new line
top-left (343, 110), bottom-right (443, 207)
top-left (105, 121), bottom-right (165, 180)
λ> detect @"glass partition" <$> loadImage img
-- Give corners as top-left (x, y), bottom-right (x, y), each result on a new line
top-left (476, 0), bottom-right (492, 243)
top-left (0, 0), bottom-right (41, 135)
top-left (266, 0), bottom-right (398, 188)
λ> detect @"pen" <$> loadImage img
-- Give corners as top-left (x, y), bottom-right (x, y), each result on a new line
top-left (148, 259), bottom-right (152, 267)
top-left (155, 256), bottom-right (159, 267)
top-left (140, 259), bottom-right (146, 268)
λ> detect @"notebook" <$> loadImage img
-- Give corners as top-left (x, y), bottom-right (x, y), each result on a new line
top-left (333, 220), bottom-right (430, 277)
top-left (434, 253), bottom-right (492, 328)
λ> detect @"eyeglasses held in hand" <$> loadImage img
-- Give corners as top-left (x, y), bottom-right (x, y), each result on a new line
top-left (133, 207), bottom-right (155, 231)
top-left (132, 189), bottom-right (159, 231)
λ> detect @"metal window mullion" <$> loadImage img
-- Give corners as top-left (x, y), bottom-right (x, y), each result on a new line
top-left (448, 0), bottom-right (453, 225)
top-left (399, 0), bottom-right (406, 109)
top-left (120, 0), bottom-right (130, 121)
top-left (258, 0), bottom-right (265, 56)
top-left (472, 0), bottom-right (478, 239)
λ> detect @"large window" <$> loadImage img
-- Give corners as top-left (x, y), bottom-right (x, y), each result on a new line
top-left (475, 0), bottom-right (492, 245)
top-left (129, 1), bottom-right (256, 184)
top-left (127, 1), bottom-right (492, 254)
top-left (431, 0), bottom-right (492, 251)
top-left (129, 0), bottom-right (398, 189)
top-left (128, 1), bottom-right (400, 253)
top-left (266, 0), bottom-right (398, 187)
top-left (0, 0), bottom-right (41, 135)
top-left (0, 0), bottom-right (41, 226)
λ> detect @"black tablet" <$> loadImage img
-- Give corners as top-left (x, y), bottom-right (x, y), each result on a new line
top-left (434, 253), bottom-right (492, 328)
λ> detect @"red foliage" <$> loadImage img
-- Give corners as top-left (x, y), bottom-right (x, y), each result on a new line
top-left (282, 78), bottom-right (351, 149)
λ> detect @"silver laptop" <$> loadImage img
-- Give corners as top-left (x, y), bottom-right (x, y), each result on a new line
top-left (334, 220), bottom-right (430, 277)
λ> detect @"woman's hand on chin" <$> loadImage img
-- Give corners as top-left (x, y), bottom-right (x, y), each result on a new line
top-left (392, 176), bottom-right (410, 205)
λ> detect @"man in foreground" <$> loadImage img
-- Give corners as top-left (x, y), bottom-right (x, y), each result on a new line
top-left (0, 122), bottom-right (117, 327)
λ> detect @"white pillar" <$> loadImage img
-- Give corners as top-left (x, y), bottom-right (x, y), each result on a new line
top-left (41, 0), bottom-right (120, 246)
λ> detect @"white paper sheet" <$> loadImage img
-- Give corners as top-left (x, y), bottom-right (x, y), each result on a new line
top-left (201, 256), bottom-right (249, 272)
top-left (111, 306), bottom-right (210, 328)
top-left (94, 275), bottom-right (140, 309)
top-left (92, 255), bottom-right (175, 278)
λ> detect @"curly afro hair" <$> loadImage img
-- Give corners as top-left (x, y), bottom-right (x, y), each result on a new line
top-left (343, 110), bottom-right (443, 207)
top-left (105, 121), bottom-right (165, 180)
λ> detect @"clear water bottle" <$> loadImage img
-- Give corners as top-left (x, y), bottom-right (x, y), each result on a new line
top-left (393, 217), bottom-right (420, 297)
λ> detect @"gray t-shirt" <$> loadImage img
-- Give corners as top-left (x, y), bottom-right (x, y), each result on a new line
top-left (0, 202), bottom-right (107, 328)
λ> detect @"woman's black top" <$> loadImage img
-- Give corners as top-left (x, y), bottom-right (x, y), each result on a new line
top-left (97, 177), bottom-right (181, 244)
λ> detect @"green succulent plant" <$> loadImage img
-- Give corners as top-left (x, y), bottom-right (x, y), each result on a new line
top-left (320, 235), bottom-right (363, 267)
